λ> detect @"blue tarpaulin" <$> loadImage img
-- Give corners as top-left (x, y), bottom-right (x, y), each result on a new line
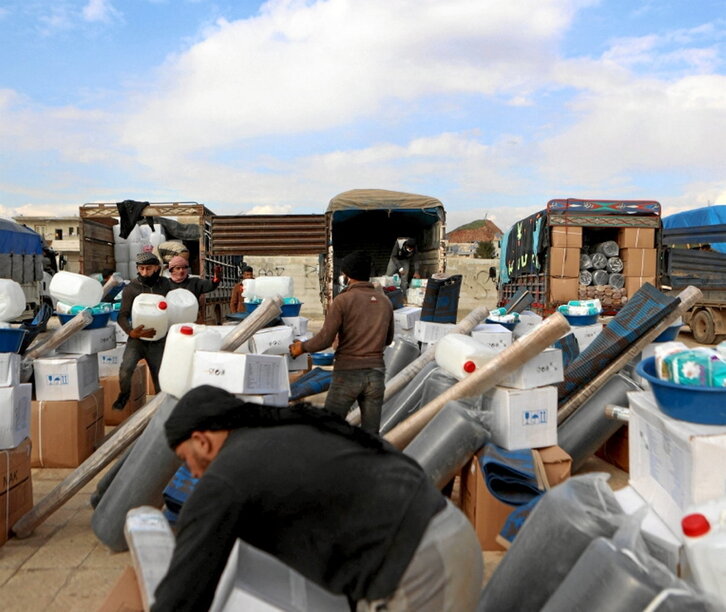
top-left (662, 205), bottom-right (726, 254)
top-left (0, 219), bottom-right (43, 254)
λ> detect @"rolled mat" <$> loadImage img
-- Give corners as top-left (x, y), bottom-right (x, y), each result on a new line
top-left (289, 367), bottom-right (333, 401)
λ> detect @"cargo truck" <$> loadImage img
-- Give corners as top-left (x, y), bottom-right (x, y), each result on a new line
top-left (78, 202), bottom-right (239, 324)
top-left (498, 199), bottom-right (663, 315)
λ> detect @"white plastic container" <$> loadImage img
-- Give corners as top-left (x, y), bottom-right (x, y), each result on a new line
top-left (434, 333), bottom-right (496, 380)
top-left (49, 271), bottom-right (103, 307)
top-left (131, 294), bottom-right (169, 341)
top-left (166, 288), bottom-right (199, 325)
top-left (127, 240), bottom-right (143, 261)
top-left (116, 262), bottom-right (130, 280)
top-left (681, 498), bottom-right (726, 605)
top-left (243, 277), bottom-right (294, 300)
top-left (0, 279), bottom-right (28, 321)
top-left (113, 242), bottom-right (129, 264)
top-left (159, 324), bottom-right (223, 398)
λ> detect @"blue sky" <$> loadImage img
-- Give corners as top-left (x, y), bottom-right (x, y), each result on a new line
top-left (1, 0), bottom-right (725, 233)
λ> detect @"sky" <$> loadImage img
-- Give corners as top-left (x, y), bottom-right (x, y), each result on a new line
top-left (1, 0), bottom-right (725, 234)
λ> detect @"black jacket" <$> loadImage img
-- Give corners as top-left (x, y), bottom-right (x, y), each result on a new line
top-left (117, 275), bottom-right (173, 334)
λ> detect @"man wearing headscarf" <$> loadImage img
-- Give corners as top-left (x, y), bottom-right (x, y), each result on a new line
top-left (113, 252), bottom-right (172, 411)
top-left (289, 250), bottom-right (394, 434)
top-left (386, 237), bottom-right (421, 293)
top-left (152, 386), bottom-right (483, 612)
top-left (167, 255), bottom-right (222, 299)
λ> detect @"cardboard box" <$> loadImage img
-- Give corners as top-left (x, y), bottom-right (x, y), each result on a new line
top-left (459, 446), bottom-right (571, 551)
top-left (113, 322), bottom-right (129, 344)
top-left (100, 362), bottom-right (147, 426)
top-left (0, 384), bottom-right (32, 450)
top-left (56, 324), bottom-right (116, 355)
top-left (286, 353), bottom-right (311, 372)
top-left (629, 390), bottom-right (726, 535)
top-left (0, 353), bottom-right (20, 388)
top-left (484, 385), bottom-right (558, 450)
top-left (550, 225), bottom-right (583, 248)
top-left (0, 437), bottom-right (33, 547)
top-left (624, 276), bottom-right (656, 297)
top-left (97, 345), bottom-right (126, 378)
top-left (549, 247), bottom-right (581, 278)
top-left (98, 566), bottom-right (143, 612)
top-left (500, 347), bottom-right (564, 390)
top-left (471, 323), bottom-right (512, 352)
top-left (595, 424), bottom-right (629, 472)
top-left (571, 322), bottom-right (603, 352)
top-left (33, 353), bottom-right (100, 402)
top-left (236, 392), bottom-right (289, 406)
top-left (281, 316), bottom-right (309, 336)
top-left (413, 320), bottom-right (456, 343)
top-left (548, 277), bottom-right (578, 303)
top-left (393, 306), bottom-right (422, 330)
top-left (249, 325), bottom-right (294, 356)
top-left (619, 227), bottom-right (655, 249)
top-left (146, 361), bottom-right (157, 396)
top-left (512, 312), bottom-right (543, 340)
top-left (192, 352), bottom-right (290, 395)
top-left (620, 248), bottom-right (657, 277)
top-left (31, 387), bottom-right (105, 468)
top-left (405, 287), bottom-right (426, 307)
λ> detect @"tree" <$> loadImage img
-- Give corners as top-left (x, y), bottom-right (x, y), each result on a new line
top-left (475, 240), bottom-right (496, 259)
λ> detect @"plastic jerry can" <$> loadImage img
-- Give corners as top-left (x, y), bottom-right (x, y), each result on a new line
top-left (131, 294), bottom-right (170, 341)
top-left (165, 288), bottom-right (199, 325)
top-left (681, 498), bottom-right (726, 605)
top-left (158, 324), bottom-right (222, 398)
top-left (0, 279), bottom-right (27, 321)
top-left (49, 271), bottom-right (103, 307)
top-left (434, 333), bottom-right (495, 380)
top-left (243, 277), bottom-right (294, 300)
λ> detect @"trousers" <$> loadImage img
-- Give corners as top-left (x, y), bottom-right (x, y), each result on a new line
top-left (324, 368), bottom-right (385, 435)
top-left (115, 337), bottom-right (165, 407)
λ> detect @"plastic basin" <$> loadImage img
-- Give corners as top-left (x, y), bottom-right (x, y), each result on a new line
top-left (0, 328), bottom-right (29, 353)
top-left (635, 357), bottom-right (726, 425)
top-left (57, 311), bottom-right (112, 330)
top-left (244, 302), bottom-right (260, 314)
top-left (562, 313), bottom-right (599, 326)
top-left (311, 352), bottom-right (335, 366)
top-left (654, 318), bottom-right (683, 342)
top-left (485, 318), bottom-right (517, 331)
top-left (110, 310), bottom-right (119, 322)
top-left (281, 303), bottom-right (302, 317)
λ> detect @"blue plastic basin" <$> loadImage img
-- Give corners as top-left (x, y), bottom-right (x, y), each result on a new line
top-left (244, 302), bottom-right (260, 314)
top-left (57, 311), bottom-right (112, 330)
top-left (485, 318), bottom-right (517, 331)
top-left (281, 303), bottom-right (302, 317)
top-left (654, 322), bottom-right (682, 342)
top-left (0, 328), bottom-right (28, 353)
top-left (636, 356), bottom-right (726, 425)
top-left (311, 352), bottom-right (334, 366)
top-left (562, 313), bottom-right (599, 326)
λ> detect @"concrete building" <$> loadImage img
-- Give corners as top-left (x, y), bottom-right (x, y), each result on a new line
top-left (446, 219), bottom-right (503, 258)
top-left (13, 216), bottom-right (81, 273)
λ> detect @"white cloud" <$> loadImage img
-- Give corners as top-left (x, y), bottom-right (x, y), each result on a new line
top-left (82, 0), bottom-right (121, 24)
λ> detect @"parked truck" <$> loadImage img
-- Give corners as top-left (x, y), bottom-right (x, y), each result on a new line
top-left (498, 198), bottom-right (663, 315)
top-left (661, 205), bottom-right (726, 344)
top-left (78, 202), bottom-right (239, 324)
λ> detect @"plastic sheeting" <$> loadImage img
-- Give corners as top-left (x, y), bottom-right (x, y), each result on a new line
top-left (663, 205), bottom-right (726, 254)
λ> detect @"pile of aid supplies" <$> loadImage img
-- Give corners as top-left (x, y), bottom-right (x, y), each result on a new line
top-left (50, 271), bottom-right (125, 321)
top-left (652, 341), bottom-right (726, 388)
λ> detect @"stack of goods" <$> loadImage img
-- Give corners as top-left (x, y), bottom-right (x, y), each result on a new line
top-left (651, 342), bottom-right (726, 388)
top-left (0, 279), bottom-right (29, 353)
top-left (486, 307), bottom-right (520, 330)
top-left (618, 227), bottom-right (657, 297)
top-left (113, 223), bottom-right (167, 280)
top-left (578, 241), bottom-right (624, 289)
top-left (405, 277), bottom-right (428, 306)
top-left (0, 352), bottom-right (33, 546)
top-left (548, 225), bottom-right (583, 303)
top-left (393, 305), bottom-right (422, 337)
top-left (556, 300), bottom-right (604, 352)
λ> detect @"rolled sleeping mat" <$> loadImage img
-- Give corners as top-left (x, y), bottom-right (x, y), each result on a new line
top-left (90, 442), bottom-right (135, 509)
top-left (404, 401), bottom-right (491, 490)
top-left (606, 257), bottom-right (623, 274)
top-left (379, 361), bottom-right (438, 435)
top-left (592, 269), bottom-right (609, 286)
top-left (590, 252), bottom-right (607, 270)
top-left (594, 241), bottom-right (619, 257)
top-left (419, 366), bottom-right (458, 406)
top-left (383, 335), bottom-right (421, 383)
top-left (92, 393), bottom-right (181, 552)
top-left (557, 372), bottom-right (640, 472)
top-left (579, 253), bottom-right (592, 270)
top-left (608, 273), bottom-right (625, 290)
top-left (579, 270), bottom-right (593, 286)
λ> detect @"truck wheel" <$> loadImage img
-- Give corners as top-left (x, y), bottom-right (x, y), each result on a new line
top-left (691, 310), bottom-right (716, 345)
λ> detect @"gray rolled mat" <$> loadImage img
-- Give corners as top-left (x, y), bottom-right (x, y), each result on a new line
top-left (420, 366), bottom-right (459, 406)
top-left (383, 335), bottom-right (421, 383)
top-left (477, 474), bottom-right (624, 612)
top-left (592, 269), bottom-right (609, 286)
top-left (595, 240), bottom-right (619, 257)
top-left (558, 372), bottom-right (640, 472)
top-left (90, 443), bottom-right (135, 509)
top-left (579, 253), bottom-right (592, 270)
top-left (579, 270), bottom-right (592, 286)
top-left (590, 252), bottom-right (607, 270)
top-left (404, 401), bottom-right (491, 490)
top-left (379, 361), bottom-right (438, 435)
top-left (92, 393), bottom-right (181, 552)
top-left (608, 272), bottom-right (625, 289)
top-left (606, 256), bottom-right (623, 273)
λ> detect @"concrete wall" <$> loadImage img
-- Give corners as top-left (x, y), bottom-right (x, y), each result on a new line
top-left (244, 254), bottom-right (500, 320)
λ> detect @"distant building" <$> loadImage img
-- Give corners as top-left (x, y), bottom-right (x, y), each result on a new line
top-left (13, 216), bottom-right (81, 273)
top-left (446, 219), bottom-right (503, 258)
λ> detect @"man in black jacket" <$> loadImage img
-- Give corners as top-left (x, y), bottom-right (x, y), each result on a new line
top-left (113, 252), bottom-right (172, 411)
top-left (152, 386), bottom-right (483, 611)
top-left (167, 255), bottom-right (221, 299)
top-left (386, 237), bottom-right (421, 293)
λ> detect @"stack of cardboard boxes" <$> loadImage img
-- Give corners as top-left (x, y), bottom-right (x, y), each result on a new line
top-left (0, 353), bottom-right (33, 546)
top-left (549, 226), bottom-right (583, 303)
top-left (618, 227), bottom-right (657, 297)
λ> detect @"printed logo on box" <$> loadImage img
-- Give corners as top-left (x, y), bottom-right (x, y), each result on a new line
top-left (101, 355), bottom-right (120, 365)
top-left (206, 368), bottom-right (226, 376)
top-left (522, 410), bottom-right (548, 426)
top-left (46, 374), bottom-right (70, 386)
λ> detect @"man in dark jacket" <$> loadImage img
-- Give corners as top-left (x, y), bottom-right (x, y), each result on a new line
top-left (113, 252), bottom-right (172, 411)
top-left (290, 250), bottom-right (394, 434)
top-left (386, 237), bottom-right (421, 293)
top-left (151, 386), bottom-right (482, 612)
top-left (167, 255), bottom-right (221, 299)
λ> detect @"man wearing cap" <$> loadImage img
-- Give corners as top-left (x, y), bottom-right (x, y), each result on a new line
top-left (151, 385), bottom-right (483, 612)
top-left (167, 255), bottom-right (222, 299)
top-left (386, 237), bottom-right (421, 293)
top-left (289, 250), bottom-right (394, 434)
top-left (113, 252), bottom-right (173, 411)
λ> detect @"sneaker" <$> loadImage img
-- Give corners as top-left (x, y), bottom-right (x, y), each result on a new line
top-left (112, 394), bottom-right (129, 411)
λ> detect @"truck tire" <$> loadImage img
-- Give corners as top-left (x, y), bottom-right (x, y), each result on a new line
top-left (691, 309), bottom-right (716, 345)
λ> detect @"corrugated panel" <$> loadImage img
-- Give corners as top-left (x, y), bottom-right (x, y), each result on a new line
top-left (212, 215), bottom-right (326, 255)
